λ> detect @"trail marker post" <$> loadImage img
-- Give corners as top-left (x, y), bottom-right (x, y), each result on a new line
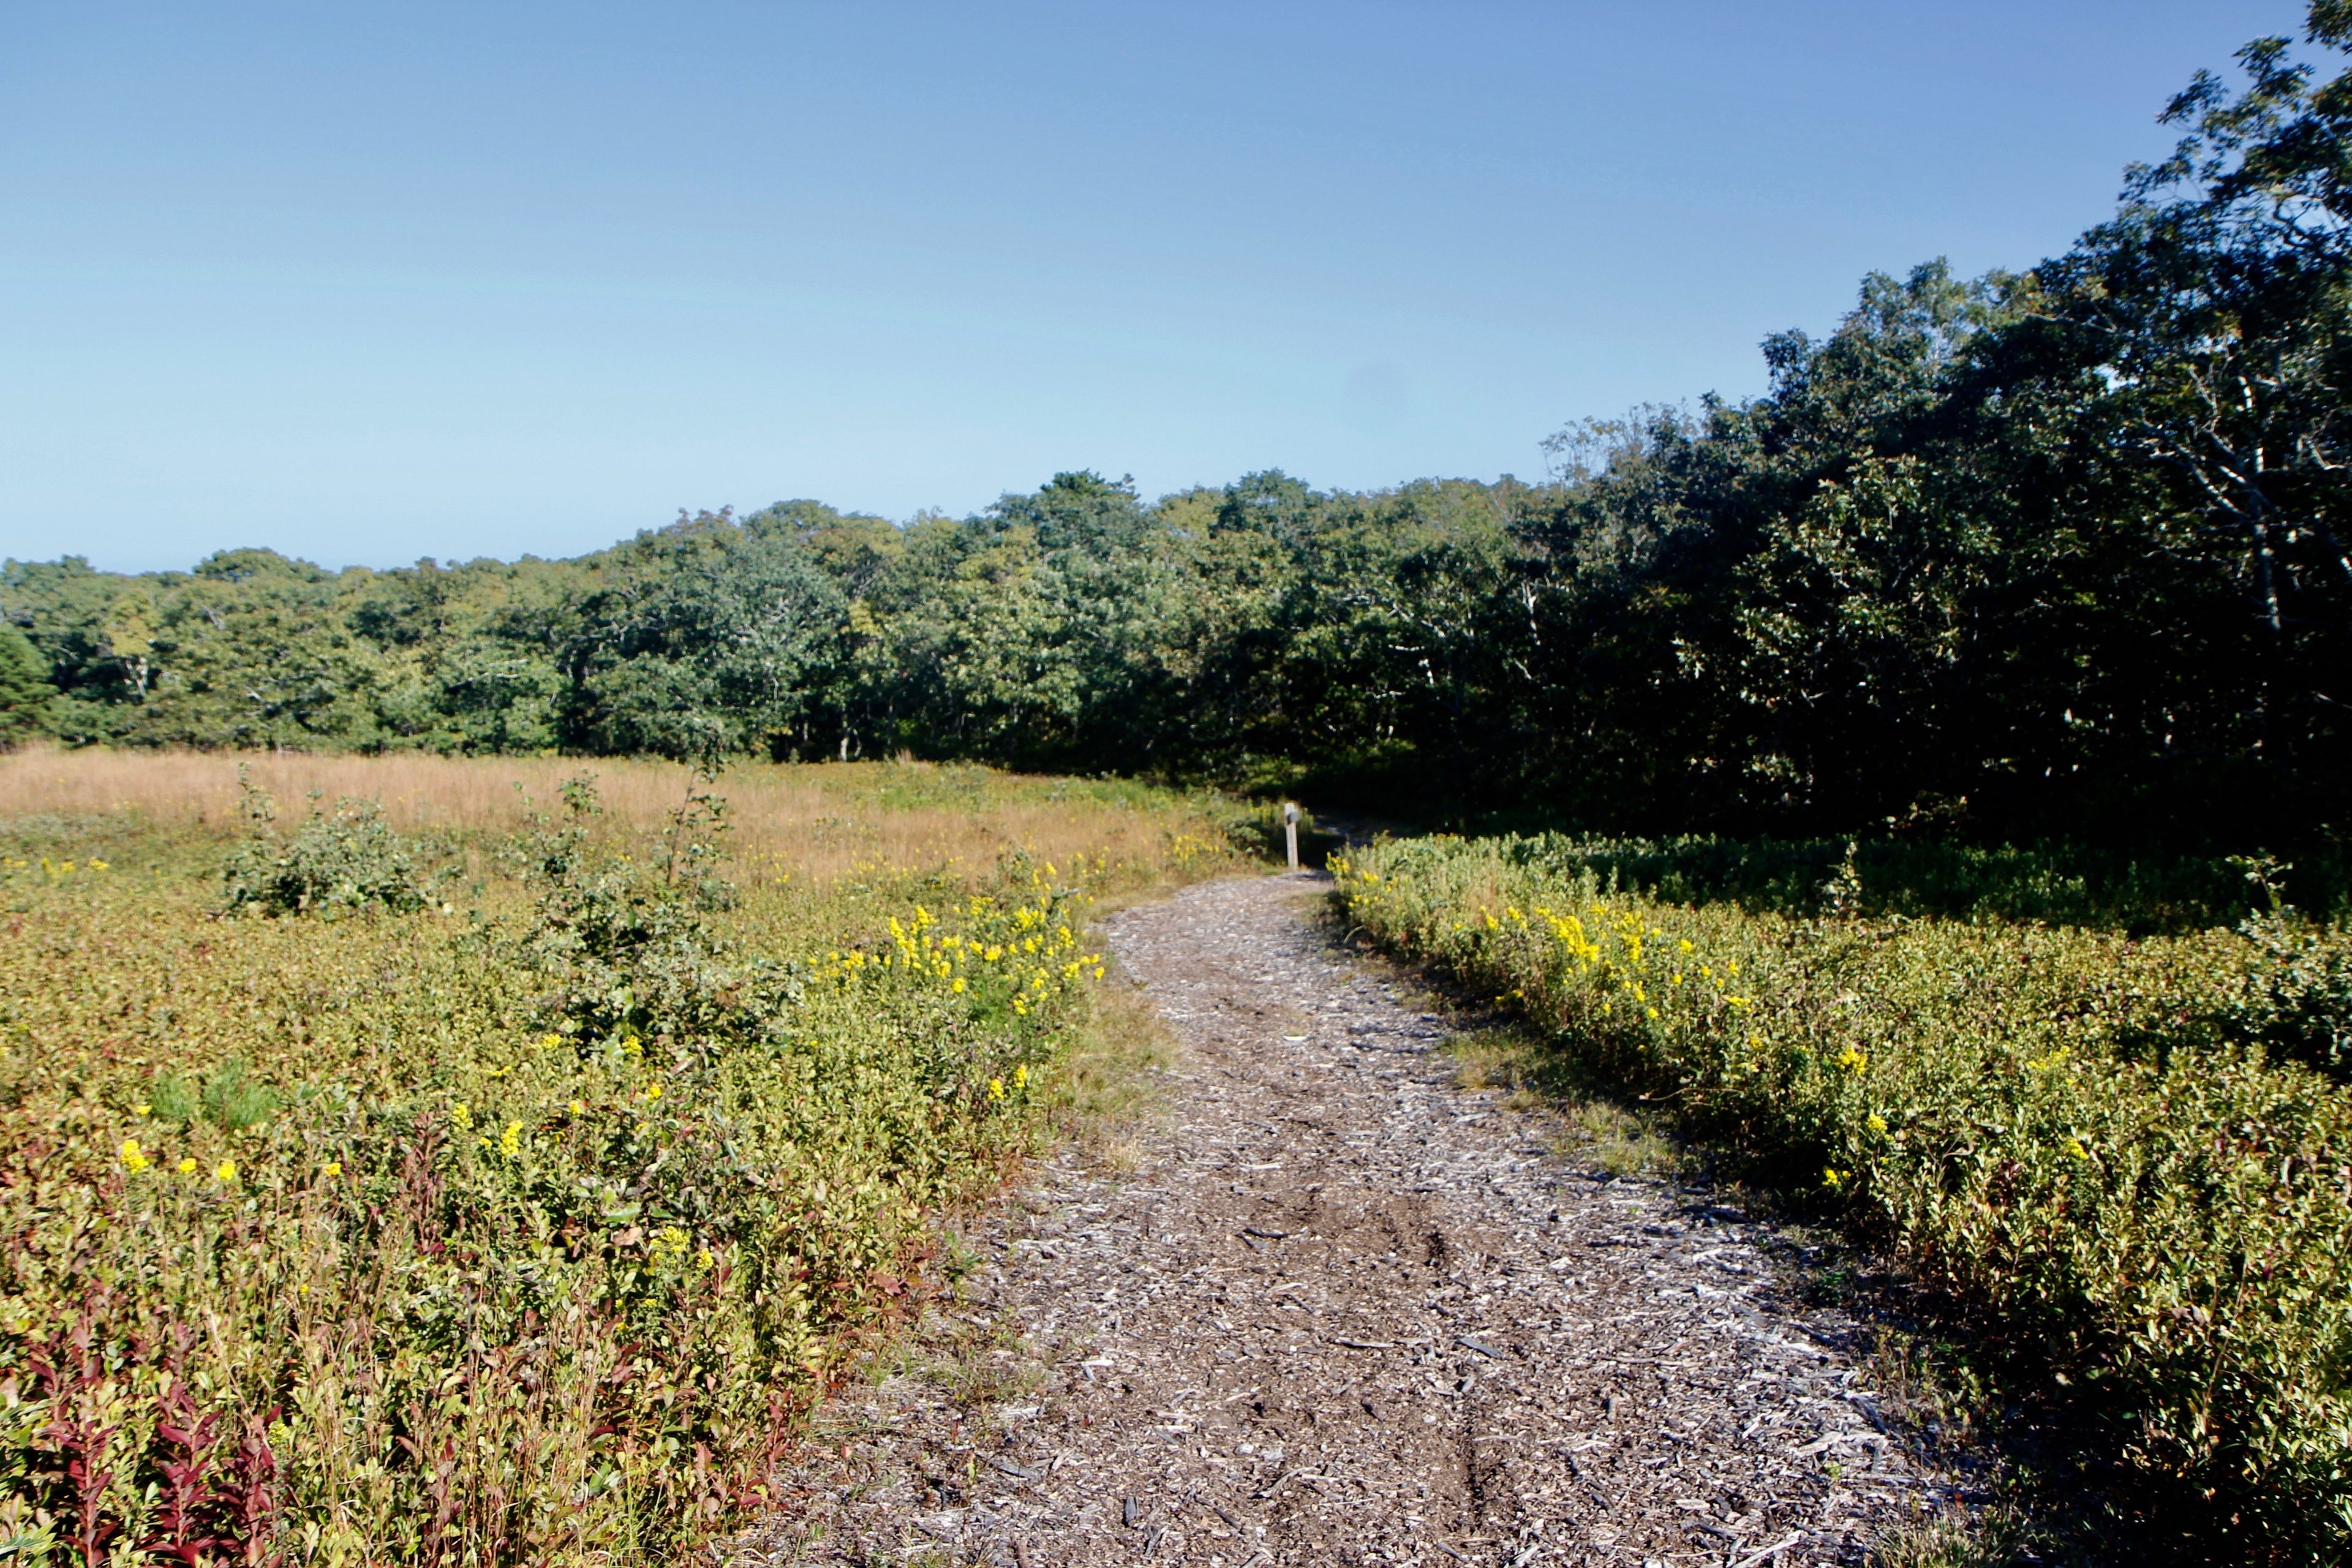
top-left (1283, 801), bottom-right (1300, 872)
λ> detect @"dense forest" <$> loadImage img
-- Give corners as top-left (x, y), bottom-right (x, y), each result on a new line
top-left (7, 10), bottom-right (2351, 853)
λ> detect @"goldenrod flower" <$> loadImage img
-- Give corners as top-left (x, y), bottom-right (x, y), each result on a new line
top-left (321, 1159), bottom-right (343, 1178)
top-left (1822, 1166), bottom-right (1844, 1189)
top-left (119, 1138), bottom-right (148, 1174)
top-left (132, 1102), bottom-right (151, 1118)
top-left (1014, 1065), bottom-right (1028, 1090)
top-left (568, 1099), bottom-right (586, 1115)
top-left (450, 1100), bottom-right (472, 1131)
top-left (643, 1082), bottom-right (662, 1101)
top-left (500, 1120), bottom-right (523, 1157)
top-left (951, 977), bottom-right (966, 993)
top-left (177, 1157), bottom-right (198, 1175)
top-left (1866, 1114), bottom-right (1887, 1135)
top-left (214, 1159), bottom-right (238, 1184)
top-left (989, 1077), bottom-right (1005, 1100)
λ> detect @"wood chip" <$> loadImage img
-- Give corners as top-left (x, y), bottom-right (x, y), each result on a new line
top-left (1733, 1531), bottom-right (1807, 1568)
top-left (720, 876), bottom-right (1953, 1566)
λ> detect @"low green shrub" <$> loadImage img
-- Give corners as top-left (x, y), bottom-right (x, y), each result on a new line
top-left (1470, 831), bottom-right (2351, 931)
top-left (220, 771), bottom-right (435, 917)
top-left (0, 782), bottom-right (1167, 1564)
top-left (1335, 835), bottom-right (2352, 1555)
top-left (2235, 907), bottom-right (2352, 1080)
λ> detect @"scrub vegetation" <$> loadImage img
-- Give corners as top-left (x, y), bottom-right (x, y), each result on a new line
top-left (1334, 835), bottom-right (2352, 1556)
top-left (0, 756), bottom-right (1260, 1564)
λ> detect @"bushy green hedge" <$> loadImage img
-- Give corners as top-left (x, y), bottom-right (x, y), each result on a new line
top-left (1455, 831), bottom-right (2351, 932)
top-left (1334, 835), bottom-right (2352, 1553)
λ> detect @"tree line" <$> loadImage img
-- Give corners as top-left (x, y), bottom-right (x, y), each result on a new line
top-left (6, 9), bottom-right (2350, 853)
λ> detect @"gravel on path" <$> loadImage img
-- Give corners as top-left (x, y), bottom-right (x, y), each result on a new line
top-left (730, 874), bottom-right (1948, 1566)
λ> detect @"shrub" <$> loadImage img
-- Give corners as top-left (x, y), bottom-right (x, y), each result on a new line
top-left (1469, 831), bottom-right (2352, 931)
top-left (219, 769), bottom-right (433, 917)
top-left (147, 1060), bottom-right (276, 1133)
top-left (1335, 835), bottom-right (2352, 1556)
top-left (0, 778), bottom-right (1158, 1564)
top-left (2233, 907), bottom-right (2352, 1079)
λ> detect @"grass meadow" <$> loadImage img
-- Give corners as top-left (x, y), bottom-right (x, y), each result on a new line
top-left (0, 750), bottom-right (1267, 1565)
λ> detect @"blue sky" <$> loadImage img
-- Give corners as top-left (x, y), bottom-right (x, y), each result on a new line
top-left (0, 1), bottom-right (2308, 571)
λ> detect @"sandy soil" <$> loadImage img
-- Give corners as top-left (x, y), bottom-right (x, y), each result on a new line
top-left (730, 874), bottom-right (1950, 1566)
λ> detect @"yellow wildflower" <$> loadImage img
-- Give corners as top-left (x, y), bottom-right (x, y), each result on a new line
top-left (500, 1120), bottom-right (523, 1158)
top-left (2065, 1136), bottom-right (2090, 1161)
top-left (643, 1082), bottom-right (662, 1101)
top-left (1822, 1166), bottom-right (1845, 1189)
top-left (450, 1100), bottom-right (472, 1131)
top-left (119, 1138), bottom-right (148, 1174)
top-left (214, 1159), bottom-right (238, 1184)
top-left (1866, 1114), bottom-right (1887, 1135)
top-left (177, 1158), bottom-right (198, 1175)
top-left (321, 1159), bottom-right (343, 1178)
top-left (132, 1102), bottom-right (151, 1118)
top-left (989, 1077), bottom-right (1006, 1101)
top-left (568, 1099), bottom-right (586, 1115)
top-left (951, 977), bottom-right (967, 993)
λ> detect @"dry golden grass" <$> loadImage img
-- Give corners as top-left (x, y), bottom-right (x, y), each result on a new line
top-left (0, 745), bottom-right (1253, 884)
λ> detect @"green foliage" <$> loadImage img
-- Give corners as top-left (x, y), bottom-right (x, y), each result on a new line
top-left (220, 771), bottom-right (434, 918)
top-left (7, 15), bottom-right (2352, 859)
top-left (146, 1062), bottom-right (277, 1133)
top-left (0, 788), bottom-right (1159, 1564)
top-left (0, 627), bottom-right (55, 747)
top-left (1336, 833), bottom-right (2352, 1555)
top-left (2235, 906), bottom-right (2352, 1077)
top-left (1471, 832), bottom-right (2352, 931)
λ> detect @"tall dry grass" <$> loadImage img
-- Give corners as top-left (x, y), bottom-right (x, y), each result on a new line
top-left (0, 745), bottom-right (1245, 883)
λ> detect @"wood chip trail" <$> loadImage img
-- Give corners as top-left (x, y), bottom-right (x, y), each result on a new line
top-left (735, 875), bottom-right (1948, 1566)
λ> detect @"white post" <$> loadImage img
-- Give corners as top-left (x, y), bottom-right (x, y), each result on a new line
top-left (1283, 801), bottom-right (1300, 872)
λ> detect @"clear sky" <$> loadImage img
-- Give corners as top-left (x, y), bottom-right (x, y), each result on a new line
top-left (0, 1), bottom-right (2309, 572)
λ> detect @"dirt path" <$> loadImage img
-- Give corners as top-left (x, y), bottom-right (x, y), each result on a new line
top-left (734, 875), bottom-right (1946, 1566)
